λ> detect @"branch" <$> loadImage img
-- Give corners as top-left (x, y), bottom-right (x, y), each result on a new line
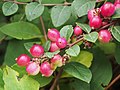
top-left (68, 37), bottom-right (84, 47)
top-left (105, 74), bottom-right (120, 90)
top-left (40, 16), bottom-right (48, 41)
top-left (50, 67), bottom-right (63, 90)
top-left (98, 21), bottom-right (116, 31)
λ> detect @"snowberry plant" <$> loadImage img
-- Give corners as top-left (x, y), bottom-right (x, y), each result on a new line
top-left (0, 0), bottom-right (120, 90)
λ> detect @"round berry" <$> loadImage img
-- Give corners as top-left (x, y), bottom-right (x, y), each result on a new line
top-left (74, 26), bottom-right (83, 36)
top-left (114, 0), bottom-right (120, 5)
top-left (88, 8), bottom-right (100, 20)
top-left (49, 42), bottom-right (60, 52)
top-left (50, 54), bottom-right (62, 67)
top-left (30, 44), bottom-right (44, 57)
top-left (98, 30), bottom-right (112, 43)
top-left (115, 3), bottom-right (120, 10)
top-left (56, 37), bottom-right (67, 49)
top-left (26, 62), bottom-right (40, 75)
top-left (40, 61), bottom-right (53, 77)
top-left (16, 54), bottom-right (30, 67)
top-left (101, 2), bottom-right (115, 17)
top-left (89, 16), bottom-right (102, 29)
top-left (47, 29), bottom-right (60, 42)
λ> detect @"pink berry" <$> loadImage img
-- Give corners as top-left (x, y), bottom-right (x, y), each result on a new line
top-left (89, 16), bottom-right (102, 29)
top-left (74, 26), bottom-right (83, 36)
top-left (101, 2), bottom-right (115, 17)
top-left (88, 8), bottom-right (100, 20)
top-left (47, 29), bottom-right (60, 42)
top-left (30, 44), bottom-right (44, 57)
top-left (98, 30), bottom-right (112, 43)
top-left (26, 62), bottom-right (40, 75)
top-left (50, 54), bottom-right (62, 67)
top-left (40, 61), bottom-right (53, 77)
top-left (115, 4), bottom-right (120, 9)
top-left (16, 54), bottom-right (30, 67)
top-left (49, 42), bottom-right (60, 52)
top-left (56, 37), bottom-right (67, 49)
top-left (114, 0), bottom-right (120, 5)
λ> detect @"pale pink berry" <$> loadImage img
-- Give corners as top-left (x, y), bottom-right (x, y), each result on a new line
top-left (47, 29), bottom-right (60, 42)
top-left (56, 37), bottom-right (67, 49)
top-left (98, 30), bottom-right (112, 43)
top-left (74, 26), bottom-right (83, 36)
top-left (16, 54), bottom-right (30, 67)
top-left (30, 44), bottom-right (44, 57)
top-left (115, 4), bottom-right (120, 9)
top-left (89, 16), bottom-right (102, 29)
top-left (26, 62), bottom-right (40, 75)
top-left (40, 62), bottom-right (53, 77)
top-left (50, 54), bottom-right (62, 67)
top-left (49, 42), bottom-right (60, 52)
top-left (101, 2), bottom-right (115, 17)
top-left (88, 8), bottom-right (100, 20)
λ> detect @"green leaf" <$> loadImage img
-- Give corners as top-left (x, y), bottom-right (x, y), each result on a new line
top-left (60, 25), bottom-right (73, 41)
top-left (70, 51), bottom-right (93, 68)
top-left (111, 26), bottom-right (120, 42)
top-left (66, 45), bottom-right (80, 57)
top-left (24, 42), bottom-right (41, 51)
top-left (76, 23), bottom-right (91, 33)
top-left (112, 9), bottom-right (120, 18)
top-left (43, 41), bottom-right (51, 52)
top-left (42, 0), bottom-right (64, 4)
top-left (3, 66), bottom-right (40, 90)
top-left (31, 73), bottom-right (53, 87)
top-left (51, 6), bottom-right (71, 27)
top-left (64, 62), bottom-right (92, 83)
top-left (0, 31), bottom-right (6, 41)
top-left (4, 40), bottom-right (30, 66)
top-left (0, 22), bottom-right (41, 40)
top-left (84, 32), bottom-right (98, 43)
top-left (72, 0), bottom-right (96, 17)
top-left (90, 47), bottom-right (112, 90)
top-left (16, 0), bottom-right (32, 2)
top-left (0, 69), bottom-right (4, 90)
top-left (115, 44), bottom-right (120, 64)
top-left (11, 64), bottom-right (27, 77)
top-left (25, 2), bottom-right (44, 21)
top-left (2, 2), bottom-right (18, 16)
top-left (45, 50), bottom-right (60, 58)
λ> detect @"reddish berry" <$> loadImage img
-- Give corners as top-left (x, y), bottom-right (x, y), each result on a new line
top-left (89, 16), bottom-right (102, 29)
top-left (74, 26), bottom-right (83, 36)
top-left (16, 54), bottom-right (30, 67)
top-left (49, 42), bottom-right (60, 52)
top-left (101, 2), bottom-right (115, 17)
top-left (40, 61), bottom-right (53, 77)
top-left (30, 44), bottom-right (44, 57)
top-left (98, 30), bottom-right (112, 43)
top-left (88, 8), bottom-right (100, 20)
top-left (50, 54), bottom-right (62, 67)
top-left (26, 62), bottom-right (40, 75)
top-left (56, 37), bottom-right (67, 49)
top-left (114, 0), bottom-right (120, 5)
top-left (47, 29), bottom-right (60, 42)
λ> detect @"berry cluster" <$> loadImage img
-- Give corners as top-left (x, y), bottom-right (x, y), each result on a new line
top-left (16, 29), bottom-right (69, 77)
top-left (88, 2), bottom-right (116, 43)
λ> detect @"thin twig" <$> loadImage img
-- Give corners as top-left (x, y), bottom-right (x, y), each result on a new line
top-left (57, 84), bottom-right (60, 90)
top-left (105, 74), bottom-right (120, 90)
top-left (40, 16), bottom-right (47, 41)
top-left (50, 67), bottom-right (63, 90)
top-left (68, 37), bottom-right (84, 47)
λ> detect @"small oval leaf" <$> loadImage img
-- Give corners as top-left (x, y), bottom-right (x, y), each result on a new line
top-left (111, 26), bottom-right (120, 42)
top-left (84, 32), bottom-right (98, 43)
top-left (51, 6), bottom-right (71, 27)
top-left (2, 2), bottom-right (18, 16)
top-left (60, 25), bottom-right (73, 41)
top-left (66, 45), bottom-right (80, 57)
top-left (25, 2), bottom-right (44, 21)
